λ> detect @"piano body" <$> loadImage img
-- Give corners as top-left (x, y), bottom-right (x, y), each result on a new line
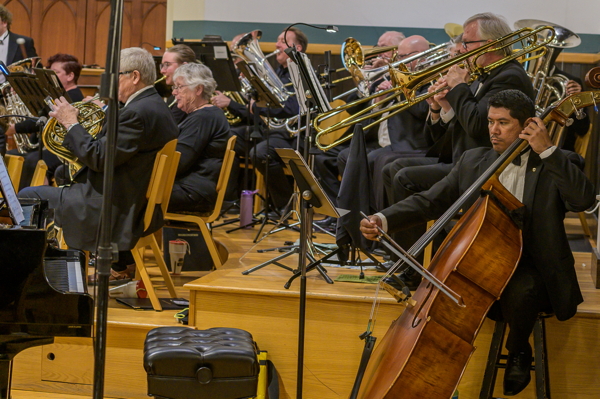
top-left (0, 199), bottom-right (93, 399)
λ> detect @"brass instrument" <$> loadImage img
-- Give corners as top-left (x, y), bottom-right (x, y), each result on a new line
top-left (232, 30), bottom-right (291, 104)
top-left (341, 38), bottom-right (453, 98)
top-left (42, 98), bottom-right (105, 178)
top-left (1, 57), bottom-right (43, 153)
top-left (221, 91), bottom-right (247, 125)
top-left (314, 25), bottom-right (556, 151)
top-left (514, 19), bottom-right (581, 114)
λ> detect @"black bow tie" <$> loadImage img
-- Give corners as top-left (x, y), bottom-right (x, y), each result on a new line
top-left (511, 148), bottom-right (530, 166)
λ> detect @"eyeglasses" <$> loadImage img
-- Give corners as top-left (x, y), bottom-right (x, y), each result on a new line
top-left (119, 70), bottom-right (133, 76)
top-left (160, 62), bottom-right (178, 69)
top-left (172, 84), bottom-right (190, 91)
top-left (462, 40), bottom-right (488, 50)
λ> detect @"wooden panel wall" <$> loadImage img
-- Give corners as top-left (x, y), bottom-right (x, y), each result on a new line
top-left (3, 0), bottom-right (165, 67)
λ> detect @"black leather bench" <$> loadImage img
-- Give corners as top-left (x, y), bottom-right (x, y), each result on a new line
top-left (144, 326), bottom-right (260, 399)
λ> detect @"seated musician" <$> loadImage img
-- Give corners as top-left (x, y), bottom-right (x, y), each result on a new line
top-left (312, 31), bottom-right (407, 229)
top-left (211, 33), bottom-right (254, 157)
top-left (360, 89), bottom-right (595, 396)
top-left (0, 4), bottom-right (37, 155)
top-left (248, 27), bottom-right (307, 214)
top-left (382, 12), bottom-right (535, 279)
top-left (168, 63), bottom-right (231, 213)
top-left (19, 47), bottom-right (178, 283)
top-left (6, 53), bottom-right (84, 189)
top-left (160, 44), bottom-right (199, 124)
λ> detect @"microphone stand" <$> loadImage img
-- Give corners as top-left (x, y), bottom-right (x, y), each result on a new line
top-left (93, 0), bottom-right (123, 398)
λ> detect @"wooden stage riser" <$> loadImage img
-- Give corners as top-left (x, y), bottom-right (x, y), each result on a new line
top-left (12, 320), bottom-right (180, 399)
top-left (190, 289), bottom-right (600, 399)
top-left (9, 294), bottom-right (600, 398)
top-left (191, 289), bottom-right (402, 399)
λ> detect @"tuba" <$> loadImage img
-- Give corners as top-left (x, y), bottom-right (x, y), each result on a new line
top-left (232, 30), bottom-right (291, 104)
top-left (0, 57), bottom-right (43, 153)
top-left (42, 98), bottom-right (105, 178)
top-left (514, 19), bottom-right (581, 114)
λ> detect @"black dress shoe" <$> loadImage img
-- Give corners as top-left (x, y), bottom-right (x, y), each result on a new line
top-left (503, 345), bottom-right (533, 396)
top-left (315, 216), bottom-right (337, 227)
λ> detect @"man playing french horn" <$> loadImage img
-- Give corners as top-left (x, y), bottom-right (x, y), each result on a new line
top-left (20, 47), bottom-right (178, 283)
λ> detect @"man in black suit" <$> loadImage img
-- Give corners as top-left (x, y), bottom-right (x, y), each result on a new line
top-left (0, 4), bottom-right (37, 154)
top-left (381, 13), bottom-right (535, 268)
top-left (312, 34), bottom-right (427, 228)
top-left (7, 53), bottom-right (85, 189)
top-left (20, 47), bottom-right (178, 282)
top-left (360, 89), bottom-right (595, 396)
top-left (0, 5), bottom-right (36, 66)
top-left (248, 27), bottom-right (307, 212)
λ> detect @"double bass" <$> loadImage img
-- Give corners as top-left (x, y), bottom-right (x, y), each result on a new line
top-left (354, 70), bottom-right (600, 399)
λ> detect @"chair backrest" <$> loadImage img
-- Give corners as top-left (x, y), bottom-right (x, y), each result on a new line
top-left (143, 139), bottom-right (180, 230)
top-left (30, 159), bottom-right (48, 187)
top-left (574, 123), bottom-right (593, 160)
top-left (205, 135), bottom-right (237, 224)
top-left (4, 154), bottom-right (24, 191)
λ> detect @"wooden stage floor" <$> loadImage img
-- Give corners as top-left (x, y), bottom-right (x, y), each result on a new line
top-left (11, 213), bottom-right (600, 399)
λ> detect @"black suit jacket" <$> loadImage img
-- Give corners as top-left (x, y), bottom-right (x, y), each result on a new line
top-left (386, 85), bottom-right (431, 153)
top-left (6, 32), bottom-right (37, 65)
top-left (58, 87), bottom-right (178, 251)
top-left (427, 60), bottom-right (534, 163)
top-left (381, 146), bottom-right (595, 320)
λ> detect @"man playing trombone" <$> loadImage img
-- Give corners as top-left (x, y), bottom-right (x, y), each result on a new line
top-left (381, 13), bottom-right (535, 285)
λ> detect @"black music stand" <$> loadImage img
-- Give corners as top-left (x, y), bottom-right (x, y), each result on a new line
top-left (277, 149), bottom-right (338, 399)
top-left (6, 68), bottom-right (70, 170)
top-left (6, 71), bottom-right (61, 118)
top-left (242, 148), bottom-right (338, 281)
top-left (173, 36), bottom-right (241, 92)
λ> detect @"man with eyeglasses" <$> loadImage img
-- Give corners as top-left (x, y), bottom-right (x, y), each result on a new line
top-left (380, 12), bottom-right (534, 286)
top-left (20, 47), bottom-right (178, 283)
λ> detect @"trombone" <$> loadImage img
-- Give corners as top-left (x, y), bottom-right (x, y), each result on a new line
top-left (314, 25), bottom-right (556, 151)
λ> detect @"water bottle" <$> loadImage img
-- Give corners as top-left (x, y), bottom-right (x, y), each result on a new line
top-left (239, 190), bottom-right (255, 228)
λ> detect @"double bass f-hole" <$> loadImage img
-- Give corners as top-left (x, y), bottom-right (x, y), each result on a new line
top-left (412, 283), bottom-right (434, 328)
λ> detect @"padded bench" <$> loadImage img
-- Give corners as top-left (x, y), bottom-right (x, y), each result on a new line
top-left (144, 326), bottom-right (260, 399)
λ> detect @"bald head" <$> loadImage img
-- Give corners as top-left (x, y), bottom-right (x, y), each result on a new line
top-left (397, 35), bottom-right (430, 70)
top-left (378, 31), bottom-right (405, 47)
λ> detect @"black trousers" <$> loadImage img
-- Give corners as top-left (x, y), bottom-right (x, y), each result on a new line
top-left (19, 185), bottom-right (134, 270)
top-left (249, 129), bottom-right (300, 210)
top-left (382, 158), bottom-right (453, 256)
top-left (370, 148), bottom-right (427, 210)
top-left (491, 260), bottom-right (552, 353)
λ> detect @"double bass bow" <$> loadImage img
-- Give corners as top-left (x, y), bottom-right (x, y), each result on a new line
top-left (352, 70), bottom-right (600, 399)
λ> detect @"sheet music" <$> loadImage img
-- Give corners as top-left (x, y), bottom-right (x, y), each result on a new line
top-left (288, 61), bottom-right (308, 114)
top-left (0, 157), bottom-right (25, 225)
top-left (297, 52), bottom-right (331, 113)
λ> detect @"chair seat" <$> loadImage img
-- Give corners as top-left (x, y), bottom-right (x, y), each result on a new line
top-left (168, 210), bottom-right (212, 218)
top-left (144, 326), bottom-right (260, 399)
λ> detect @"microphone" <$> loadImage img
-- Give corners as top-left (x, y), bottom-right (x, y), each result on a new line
top-left (16, 38), bottom-right (27, 60)
top-left (35, 116), bottom-right (48, 127)
top-left (0, 114), bottom-right (48, 125)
